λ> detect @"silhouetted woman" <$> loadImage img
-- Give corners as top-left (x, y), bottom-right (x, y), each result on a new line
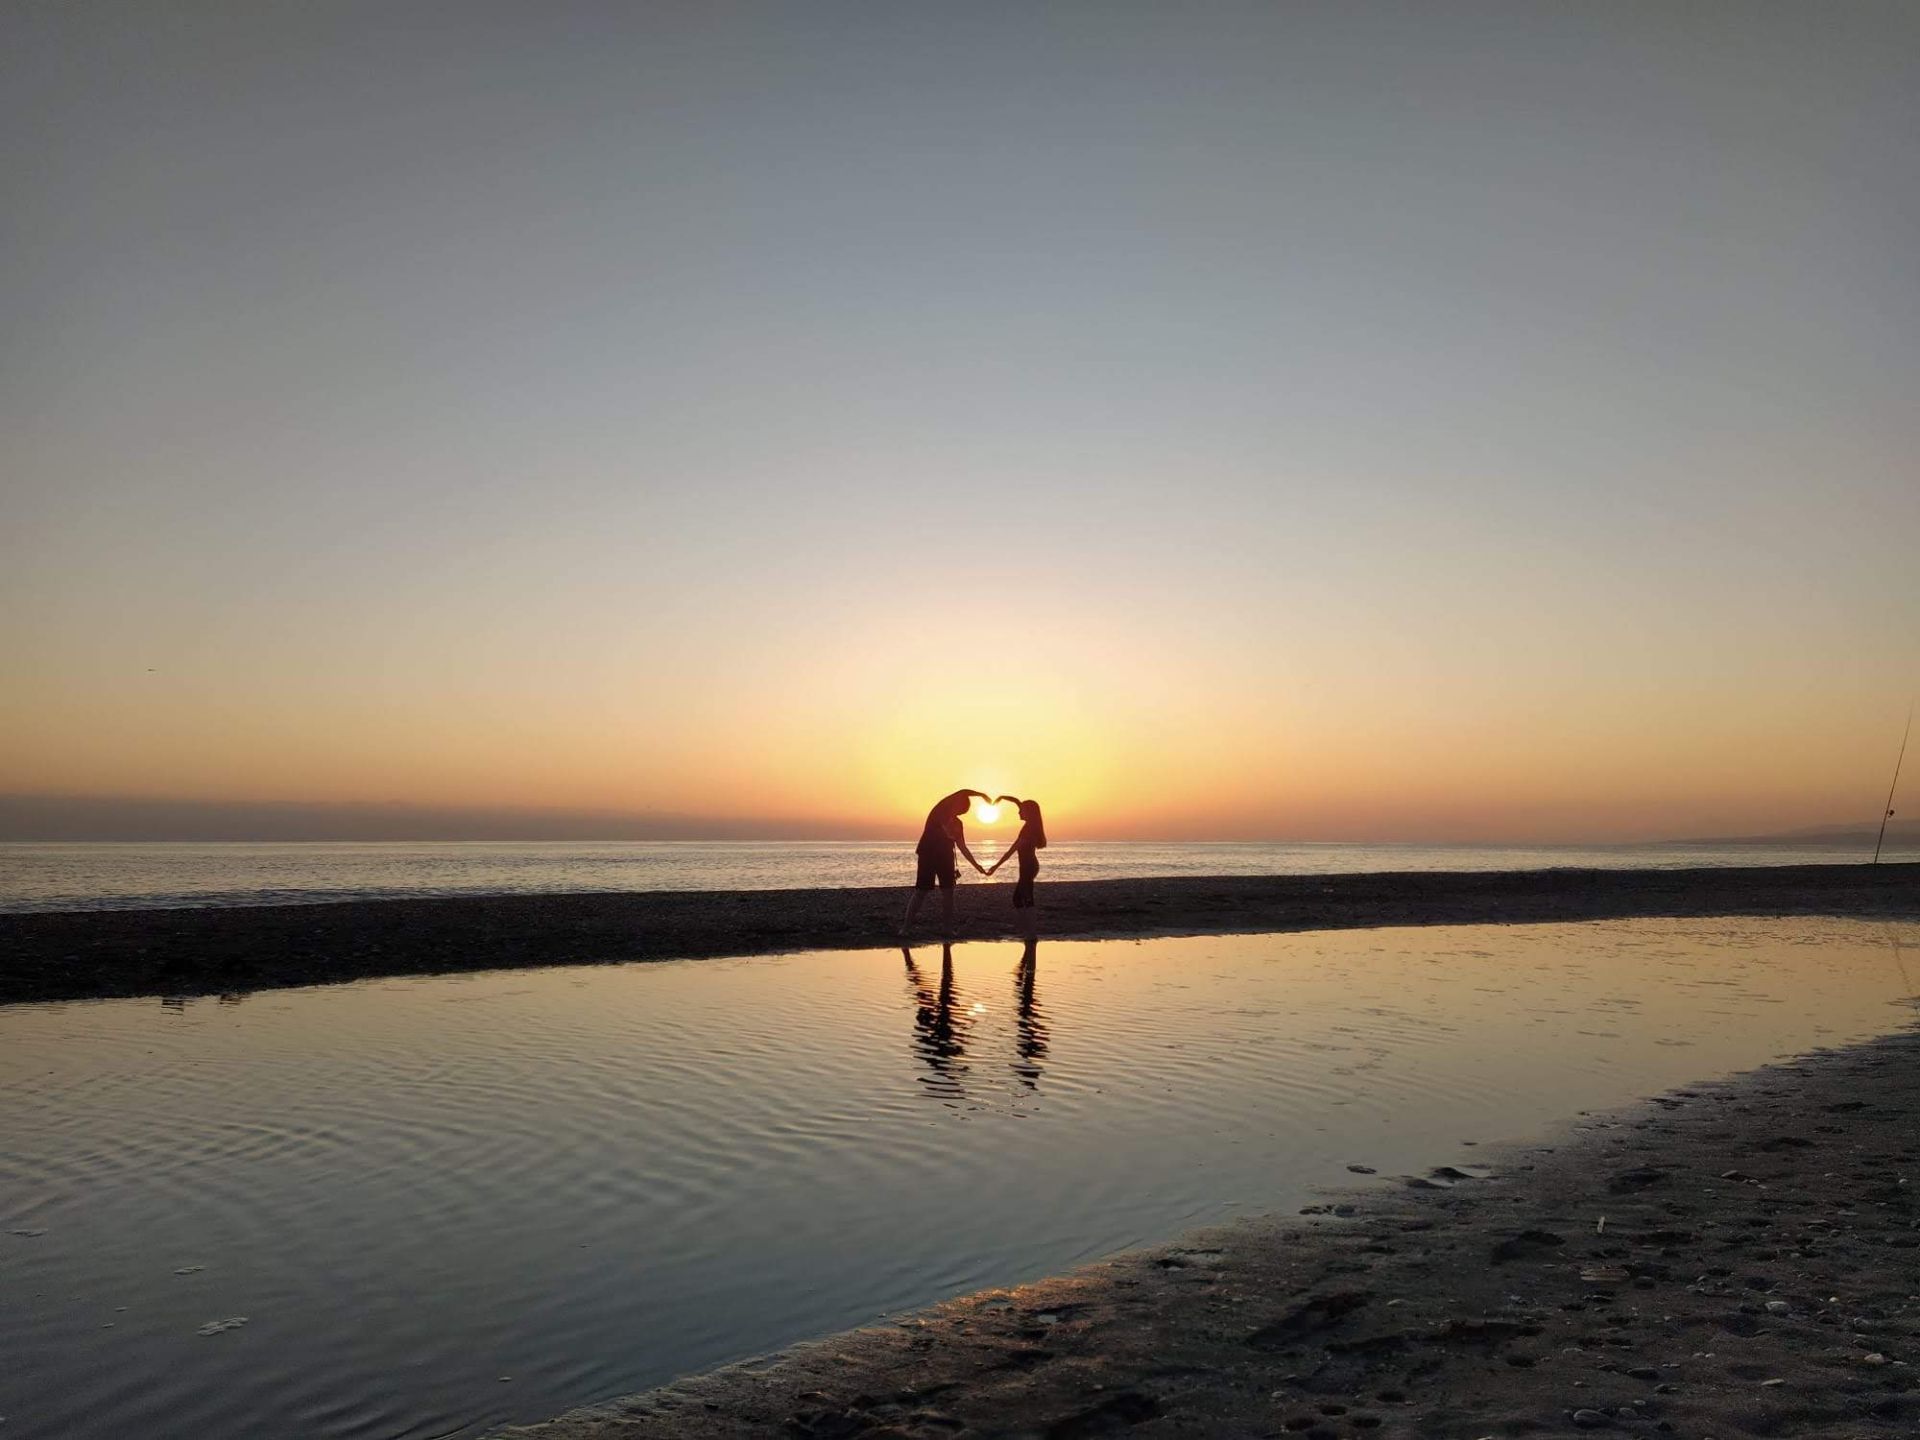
top-left (1012, 938), bottom-right (1047, 1090)
top-left (901, 789), bottom-right (989, 937)
top-left (987, 796), bottom-right (1046, 939)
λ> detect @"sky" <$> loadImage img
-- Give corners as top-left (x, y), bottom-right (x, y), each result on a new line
top-left (3, 1), bottom-right (1916, 843)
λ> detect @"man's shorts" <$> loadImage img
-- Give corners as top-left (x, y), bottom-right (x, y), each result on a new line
top-left (914, 853), bottom-right (958, 891)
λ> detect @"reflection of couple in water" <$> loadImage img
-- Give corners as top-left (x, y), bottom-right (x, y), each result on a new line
top-left (901, 939), bottom-right (1048, 1097)
top-left (900, 788), bottom-right (1047, 939)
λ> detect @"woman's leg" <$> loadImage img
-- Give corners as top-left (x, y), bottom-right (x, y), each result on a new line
top-left (1014, 872), bottom-right (1037, 940)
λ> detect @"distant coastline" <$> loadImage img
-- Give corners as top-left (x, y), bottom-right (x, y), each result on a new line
top-left (1666, 819), bottom-right (1920, 847)
top-left (3, 862), bottom-right (1916, 1006)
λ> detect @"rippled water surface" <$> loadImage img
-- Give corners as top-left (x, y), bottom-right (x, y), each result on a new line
top-left (4, 917), bottom-right (1917, 1439)
top-left (5, 838), bottom-right (1913, 912)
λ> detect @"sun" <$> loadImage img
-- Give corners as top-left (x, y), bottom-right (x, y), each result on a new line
top-left (975, 802), bottom-right (1001, 825)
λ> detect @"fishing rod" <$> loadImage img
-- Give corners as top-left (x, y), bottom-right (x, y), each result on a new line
top-left (1873, 702), bottom-right (1914, 865)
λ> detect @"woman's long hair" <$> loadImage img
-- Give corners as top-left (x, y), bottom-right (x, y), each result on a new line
top-left (1018, 798), bottom-right (1047, 849)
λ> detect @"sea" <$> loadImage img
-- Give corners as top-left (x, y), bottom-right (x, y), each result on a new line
top-left (1, 837), bottom-right (1911, 913)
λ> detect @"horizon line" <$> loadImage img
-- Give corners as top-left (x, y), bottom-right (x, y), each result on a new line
top-left (0, 792), bottom-right (1909, 850)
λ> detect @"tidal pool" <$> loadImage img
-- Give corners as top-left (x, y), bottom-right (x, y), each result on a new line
top-left (3, 917), bottom-right (1916, 1439)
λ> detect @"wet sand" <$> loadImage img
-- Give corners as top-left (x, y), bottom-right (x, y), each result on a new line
top-left (501, 1025), bottom-right (1920, 1440)
top-left (2, 863), bottom-right (1916, 1004)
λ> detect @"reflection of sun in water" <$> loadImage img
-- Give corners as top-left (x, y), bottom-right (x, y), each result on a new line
top-left (975, 802), bottom-right (1000, 824)
top-left (970, 1002), bottom-right (987, 1015)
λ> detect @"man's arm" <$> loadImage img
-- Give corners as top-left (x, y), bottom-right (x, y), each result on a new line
top-left (945, 818), bottom-right (987, 873)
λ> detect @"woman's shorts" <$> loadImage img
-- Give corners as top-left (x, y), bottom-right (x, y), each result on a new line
top-left (1012, 874), bottom-right (1036, 908)
top-left (915, 854), bottom-right (958, 891)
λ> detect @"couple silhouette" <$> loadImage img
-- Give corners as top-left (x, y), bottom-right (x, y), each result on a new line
top-left (902, 939), bottom-right (1048, 1099)
top-left (900, 788), bottom-right (1048, 939)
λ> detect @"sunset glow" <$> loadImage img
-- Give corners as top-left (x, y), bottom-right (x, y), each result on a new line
top-left (0, 5), bottom-right (1914, 845)
top-left (8, 11), bottom-right (1920, 1440)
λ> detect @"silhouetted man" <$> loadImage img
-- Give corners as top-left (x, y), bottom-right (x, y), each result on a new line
top-left (901, 789), bottom-right (988, 937)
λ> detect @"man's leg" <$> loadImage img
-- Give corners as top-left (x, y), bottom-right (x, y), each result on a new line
top-left (902, 853), bottom-right (937, 933)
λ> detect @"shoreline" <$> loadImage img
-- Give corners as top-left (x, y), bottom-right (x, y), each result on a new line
top-left (2, 862), bottom-right (1916, 1005)
top-left (500, 1023), bottom-right (1920, 1440)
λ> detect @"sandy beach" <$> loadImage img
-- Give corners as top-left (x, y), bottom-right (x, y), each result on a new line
top-left (2, 862), bottom-right (1916, 1006)
top-left (501, 1023), bottom-right (1920, 1440)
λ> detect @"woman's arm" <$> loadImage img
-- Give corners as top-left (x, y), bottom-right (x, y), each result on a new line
top-left (986, 840), bottom-right (1018, 874)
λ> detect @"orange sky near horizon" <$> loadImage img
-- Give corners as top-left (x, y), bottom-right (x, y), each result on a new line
top-left (4, 543), bottom-right (1911, 842)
